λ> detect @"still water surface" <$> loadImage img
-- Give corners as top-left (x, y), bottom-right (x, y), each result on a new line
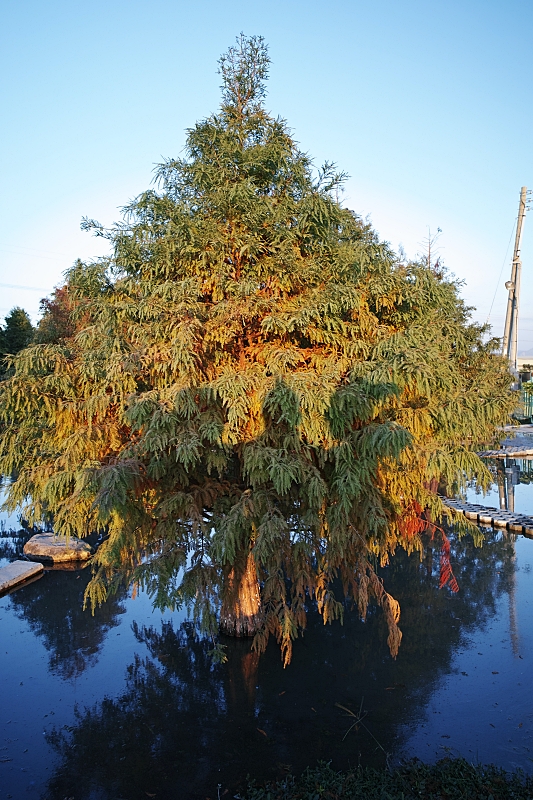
top-left (0, 478), bottom-right (532, 799)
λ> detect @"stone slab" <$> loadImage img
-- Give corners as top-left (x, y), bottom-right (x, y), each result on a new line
top-left (509, 522), bottom-right (526, 532)
top-left (0, 560), bottom-right (44, 596)
top-left (23, 533), bottom-right (93, 563)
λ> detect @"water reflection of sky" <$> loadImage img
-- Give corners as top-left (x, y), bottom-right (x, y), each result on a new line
top-left (468, 470), bottom-right (533, 516)
top-left (398, 534), bottom-right (533, 770)
top-left (0, 480), bottom-right (532, 799)
top-left (0, 486), bottom-right (22, 546)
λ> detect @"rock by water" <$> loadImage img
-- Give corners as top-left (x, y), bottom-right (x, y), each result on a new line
top-left (23, 533), bottom-right (93, 563)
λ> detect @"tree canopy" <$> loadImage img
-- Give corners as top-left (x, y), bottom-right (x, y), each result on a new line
top-left (0, 306), bottom-right (34, 377)
top-left (0, 35), bottom-right (514, 664)
top-left (35, 286), bottom-right (77, 344)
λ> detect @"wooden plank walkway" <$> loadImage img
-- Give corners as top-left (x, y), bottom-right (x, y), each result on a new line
top-left (442, 496), bottom-right (533, 537)
top-left (0, 560), bottom-right (44, 596)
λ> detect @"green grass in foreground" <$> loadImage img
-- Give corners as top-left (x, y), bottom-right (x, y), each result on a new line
top-left (237, 759), bottom-right (533, 799)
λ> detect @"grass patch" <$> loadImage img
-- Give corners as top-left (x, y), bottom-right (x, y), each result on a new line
top-left (238, 758), bottom-right (533, 799)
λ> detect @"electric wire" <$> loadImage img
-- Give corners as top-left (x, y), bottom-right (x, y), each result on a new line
top-left (486, 217), bottom-right (517, 326)
top-left (0, 283), bottom-right (48, 291)
top-left (0, 243), bottom-right (72, 257)
top-left (0, 248), bottom-right (65, 262)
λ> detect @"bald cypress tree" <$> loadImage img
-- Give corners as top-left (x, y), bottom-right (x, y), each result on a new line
top-left (0, 36), bottom-right (514, 664)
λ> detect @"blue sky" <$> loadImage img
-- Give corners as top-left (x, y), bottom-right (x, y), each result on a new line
top-left (2, 0), bottom-right (533, 349)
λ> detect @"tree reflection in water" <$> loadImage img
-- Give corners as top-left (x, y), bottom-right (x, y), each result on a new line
top-left (44, 527), bottom-right (518, 800)
top-left (1, 527), bottom-right (127, 680)
top-left (11, 571), bottom-right (126, 680)
top-left (10, 567), bottom-right (126, 681)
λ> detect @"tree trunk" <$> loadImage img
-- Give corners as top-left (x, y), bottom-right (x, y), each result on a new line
top-left (219, 551), bottom-right (262, 637)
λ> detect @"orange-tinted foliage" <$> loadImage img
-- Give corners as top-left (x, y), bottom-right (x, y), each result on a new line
top-left (398, 501), bottom-right (428, 538)
top-left (439, 533), bottom-right (459, 593)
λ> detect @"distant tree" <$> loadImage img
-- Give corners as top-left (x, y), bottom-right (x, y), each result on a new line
top-left (36, 284), bottom-right (79, 344)
top-left (0, 307), bottom-right (34, 377)
top-left (0, 35), bottom-right (515, 664)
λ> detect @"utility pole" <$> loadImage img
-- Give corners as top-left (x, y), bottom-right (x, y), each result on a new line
top-left (502, 187), bottom-right (529, 373)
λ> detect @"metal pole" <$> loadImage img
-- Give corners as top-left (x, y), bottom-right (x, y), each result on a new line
top-left (502, 187), bottom-right (528, 371)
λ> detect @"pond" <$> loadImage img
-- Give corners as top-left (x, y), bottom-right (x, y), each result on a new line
top-left (1, 468), bottom-right (532, 800)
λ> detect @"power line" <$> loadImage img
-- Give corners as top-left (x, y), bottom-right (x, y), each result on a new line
top-left (0, 248), bottom-right (66, 262)
top-left (0, 243), bottom-right (72, 257)
top-left (0, 283), bottom-right (48, 291)
top-left (486, 217), bottom-right (516, 326)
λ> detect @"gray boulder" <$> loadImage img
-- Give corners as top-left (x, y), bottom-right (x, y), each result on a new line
top-left (23, 533), bottom-right (93, 563)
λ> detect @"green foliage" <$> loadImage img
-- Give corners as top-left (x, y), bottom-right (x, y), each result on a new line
top-left (218, 32), bottom-right (270, 114)
top-left (0, 36), bottom-right (515, 663)
top-left (0, 306), bottom-right (34, 377)
top-left (238, 759), bottom-right (533, 800)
